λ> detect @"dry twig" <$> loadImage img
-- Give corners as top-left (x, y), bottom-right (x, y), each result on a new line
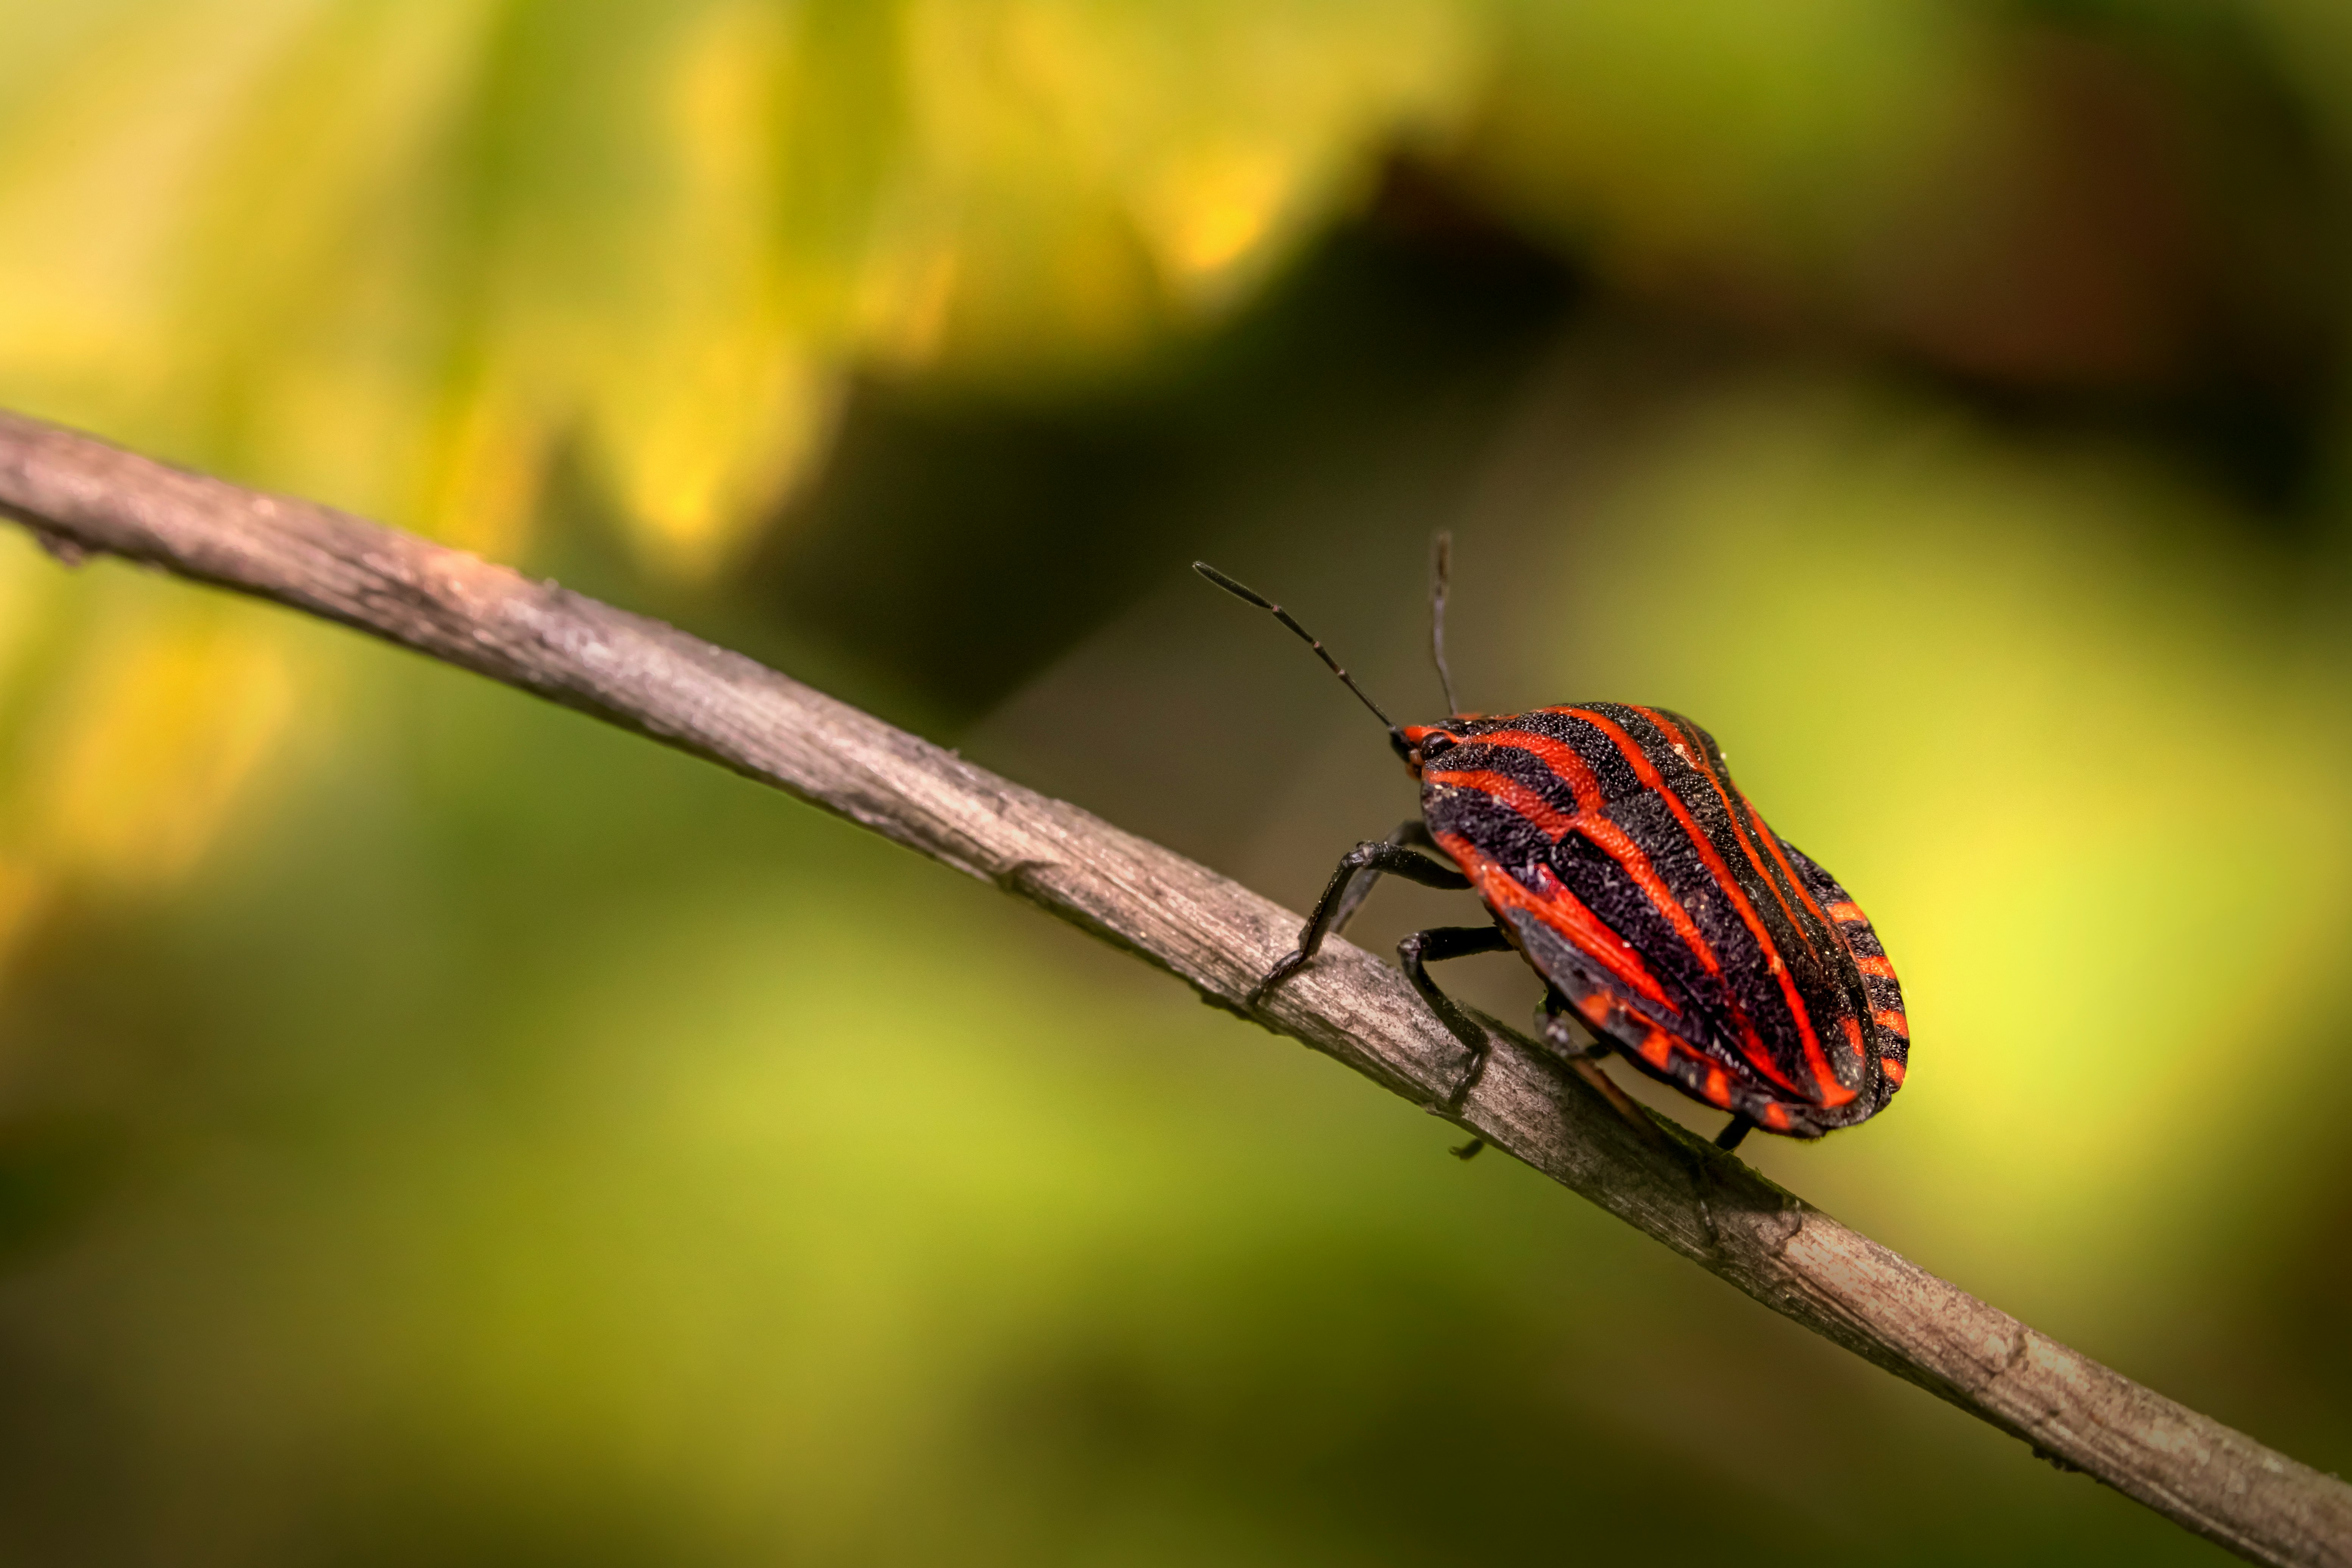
top-left (2, 407), bottom-right (2346, 1567)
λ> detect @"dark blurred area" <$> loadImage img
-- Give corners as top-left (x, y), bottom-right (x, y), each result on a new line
top-left (750, 161), bottom-right (1582, 723)
top-left (756, 17), bottom-right (2350, 724)
top-left (0, 2), bottom-right (2347, 1564)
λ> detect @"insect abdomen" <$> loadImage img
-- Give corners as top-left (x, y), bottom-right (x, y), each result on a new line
top-left (1420, 702), bottom-right (1902, 1133)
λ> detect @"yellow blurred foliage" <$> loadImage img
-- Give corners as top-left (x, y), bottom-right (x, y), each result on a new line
top-left (15, 592), bottom-right (294, 886)
top-left (0, 537), bottom-right (295, 973)
top-left (0, 0), bottom-right (1481, 942)
top-left (0, 0), bottom-right (1479, 567)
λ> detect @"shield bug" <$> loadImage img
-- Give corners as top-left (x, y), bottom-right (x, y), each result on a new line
top-left (1195, 543), bottom-right (1908, 1153)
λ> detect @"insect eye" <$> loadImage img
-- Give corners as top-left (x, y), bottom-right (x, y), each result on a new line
top-left (1420, 734), bottom-right (1456, 759)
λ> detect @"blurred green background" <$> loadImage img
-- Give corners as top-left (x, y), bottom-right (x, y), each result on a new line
top-left (1, 0), bottom-right (2349, 1562)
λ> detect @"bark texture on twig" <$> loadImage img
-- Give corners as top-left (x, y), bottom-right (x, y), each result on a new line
top-left (2, 407), bottom-right (2345, 1567)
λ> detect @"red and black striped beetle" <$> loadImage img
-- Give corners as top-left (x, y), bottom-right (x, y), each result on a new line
top-left (1196, 547), bottom-right (1908, 1153)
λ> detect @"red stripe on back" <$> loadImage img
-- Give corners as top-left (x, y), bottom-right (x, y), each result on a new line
top-left (1425, 768), bottom-right (1577, 837)
top-left (1644, 712), bottom-right (1864, 1102)
top-left (1557, 708), bottom-right (1852, 1108)
top-left (1641, 709), bottom-right (1823, 964)
top-left (1435, 830), bottom-right (1675, 1011)
top-left (1744, 798), bottom-right (1835, 935)
top-left (1464, 731), bottom-right (1806, 1096)
top-left (1737, 797), bottom-right (1888, 1038)
top-left (1449, 734), bottom-right (1721, 976)
top-left (1458, 729), bottom-right (1609, 809)
top-left (1453, 728), bottom-right (1598, 808)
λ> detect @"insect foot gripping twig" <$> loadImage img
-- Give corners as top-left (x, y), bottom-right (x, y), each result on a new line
top-left (1536, 996), bottom-right (1676, 1146)
top-left (3, 409), bottom-right (2349, 1568)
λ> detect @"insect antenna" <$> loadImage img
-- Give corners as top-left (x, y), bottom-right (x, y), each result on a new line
top-left (1192, 562), bottom-right (1406, 749)
top-left (1429, 531), bottom-right (1461, 716)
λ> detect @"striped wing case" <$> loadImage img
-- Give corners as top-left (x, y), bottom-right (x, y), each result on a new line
top-left (1407, 703), bottom-right (1909, 1137)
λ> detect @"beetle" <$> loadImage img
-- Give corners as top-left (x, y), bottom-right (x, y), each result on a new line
top-left (1195, 543), bottom-right (1908, 1154)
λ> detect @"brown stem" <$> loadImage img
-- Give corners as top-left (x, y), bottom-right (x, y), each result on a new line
top-left (1, 407), bottom-right (2344, 1566)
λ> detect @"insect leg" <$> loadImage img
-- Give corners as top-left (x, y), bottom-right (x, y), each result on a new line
top-left (1396, 924), bottom-right (1513, 1109)
top-left (1538, 989), bottom-right (1612, 1059)
top-left (1325, 820), bottom-right (1439, 939)
top-left (1714, 1115), bottom-right (1755, 1152)
top-left (1539, 990), bottom-right (1668, 1144)
top-left (1251, 831), bottom-right (1466, 1006)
